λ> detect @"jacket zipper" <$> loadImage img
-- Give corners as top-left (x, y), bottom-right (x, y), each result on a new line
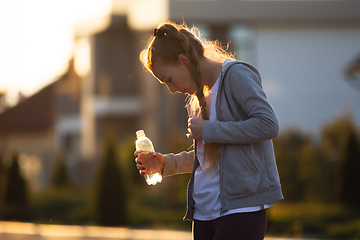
top-left (219, 143), bottom-right (226, 215)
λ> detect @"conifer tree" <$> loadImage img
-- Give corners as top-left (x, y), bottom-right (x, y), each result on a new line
top-left (338, 129), bottom-right (360, 207)
top-left (95, 137), bottom-right (127, 226)
top-left (0, 153), bottom-right (4, 194)
top-left (52, 154), bottom-right (70, 189)
top-left (3, 153), bottom-right (30, 221)
top-left (0, 153), bottom-right (5, 207)
top-left (321, 114), bottom-right (360, 207)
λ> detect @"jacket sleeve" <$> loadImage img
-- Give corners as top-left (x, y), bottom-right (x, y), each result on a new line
top-left (202, 64), bottom-right (280, 144)
top-left (162, 150), bottom-right (195, 176)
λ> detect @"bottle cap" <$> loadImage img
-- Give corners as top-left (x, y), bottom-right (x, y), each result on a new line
top-left (136, 130), bottom-right (145, 137)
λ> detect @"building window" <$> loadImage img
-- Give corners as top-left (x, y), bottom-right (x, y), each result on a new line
top-left (229, 24), bottom-right (256, 64)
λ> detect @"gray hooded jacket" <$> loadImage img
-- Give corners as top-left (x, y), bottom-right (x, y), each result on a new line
top-left (162, 60), bottom-right (284, 221)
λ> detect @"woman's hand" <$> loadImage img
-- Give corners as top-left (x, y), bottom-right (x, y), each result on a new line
top-left (134, 150), bottom-right (165, 175)
top-left (186, 118), bottom-right (206, 140)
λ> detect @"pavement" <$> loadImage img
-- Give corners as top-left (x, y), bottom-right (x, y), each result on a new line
top-left (0, 221), bottom-right (313, 240)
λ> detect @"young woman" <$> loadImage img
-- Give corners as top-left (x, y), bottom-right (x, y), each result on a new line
top-left (135, 22), bottom-right (283, 240)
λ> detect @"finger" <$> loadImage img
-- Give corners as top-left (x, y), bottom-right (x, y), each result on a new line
top-left (188, 118), bottom-right (194, 126)
top-left (137, 164), bottom-right (145, 170)
top-left (134, 150), bottom-right (145, 157)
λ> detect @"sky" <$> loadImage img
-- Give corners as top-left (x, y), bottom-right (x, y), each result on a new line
top-left (0, 0), bottom-right (112, 104)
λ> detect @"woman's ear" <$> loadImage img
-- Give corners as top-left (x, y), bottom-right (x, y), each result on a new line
top-left (179, 54), bottom-right (189, 67)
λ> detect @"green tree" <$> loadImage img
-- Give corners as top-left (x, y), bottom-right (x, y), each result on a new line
top-left (51, 154), bottom-right (70, 189)
top-left (0, 153), bottom-right (5, 214)
top-left (274, 127), bottom-right (335, 203)
top-left (320, 113), bottom-right (360, 206)
top-left (296, 138), bottom-right (334, 202)
top-left (274, 113), bottom-right (360, 205)
top-left (273, 128), bottom-right (310, 201)
top-left (3, 153), bottom-right (30, 221)
top-left (0, 153), bottom-right (5, 194)
top-left (117, 137), bottom-right (143, 187)
top-left (95, 137), bottom-right (127, 226)
top-left (339, 130), bottom-right (360, 206)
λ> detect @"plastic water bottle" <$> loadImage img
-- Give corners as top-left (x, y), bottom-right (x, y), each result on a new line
top-left (135, 130), bottom-right (162, 185)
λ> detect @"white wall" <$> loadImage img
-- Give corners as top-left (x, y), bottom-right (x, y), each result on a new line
top-left (255, 25), bottom-right (360, 134)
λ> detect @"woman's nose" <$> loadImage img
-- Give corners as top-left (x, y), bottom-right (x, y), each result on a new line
top-left (167, 84), bottom-right (177, 93)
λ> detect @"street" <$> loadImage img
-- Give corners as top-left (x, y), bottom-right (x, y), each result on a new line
top-left (0, 221), bottom-right (311, 240)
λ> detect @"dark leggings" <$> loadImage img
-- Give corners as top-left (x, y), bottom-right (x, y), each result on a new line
top-left (193, 210), bottom-right (267, 240)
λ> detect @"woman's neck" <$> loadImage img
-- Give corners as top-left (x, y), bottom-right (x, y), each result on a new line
top-left (199, 57), bottom-right (223, 89)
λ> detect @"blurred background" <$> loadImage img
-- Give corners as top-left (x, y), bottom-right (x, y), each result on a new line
top-left (0, 0), bottom-right (360, 239)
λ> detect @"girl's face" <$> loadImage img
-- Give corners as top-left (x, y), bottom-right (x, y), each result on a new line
top-left (151, 58), bottom-right (197, 95)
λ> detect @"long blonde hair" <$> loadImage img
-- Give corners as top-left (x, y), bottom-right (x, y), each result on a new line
top-left (143, 22), bottom-right (235, 170)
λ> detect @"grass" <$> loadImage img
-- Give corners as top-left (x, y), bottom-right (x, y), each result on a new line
top-left (267, 201), bottom-right (360, 239)
top-left (29, 188), bottom-right (96, 225)
top-left (3, 187), bottom-right (359, 239)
